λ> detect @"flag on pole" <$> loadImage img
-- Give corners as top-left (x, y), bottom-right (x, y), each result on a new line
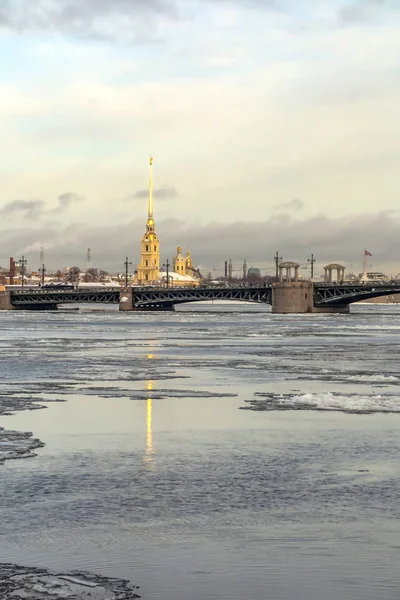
top-left (364, 249), bottom-right (372, 256)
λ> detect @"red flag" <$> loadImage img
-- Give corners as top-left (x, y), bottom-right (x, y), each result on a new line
top-left (364, 249), bottom-right (372, 256)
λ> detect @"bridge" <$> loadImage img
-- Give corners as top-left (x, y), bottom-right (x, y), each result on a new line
top-left (314, 282), bottom-right (400, 307)
top-left (5, 286), bottom-right (271, 310)
top-left (0, 281), bottom-right (399, 313)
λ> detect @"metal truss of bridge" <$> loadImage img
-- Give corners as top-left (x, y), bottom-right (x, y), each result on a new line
top-left (8, 286), bottom-right (272, 311)
top-left (130, 286), bottom-right (271, 310)
top-left (1, 281), bottom-right (399, 313)
top-left (314, 282), bottom-right (400, 306)
top-left (10, 288), bottom-right (119, 308)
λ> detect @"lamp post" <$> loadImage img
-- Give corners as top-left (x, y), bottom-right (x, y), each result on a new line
top-left (307, 254), bottom-right (316, 279)
top-left (274, 251), bottom-right (282, 283)
top-left (124, 257), bottom-right (132, 289)
top-left (162, 260), bottom-right (171, 288)
top-left (20, 256), bottom-right (27, 289)
top-left (41, 264), bottom-right (46, 287)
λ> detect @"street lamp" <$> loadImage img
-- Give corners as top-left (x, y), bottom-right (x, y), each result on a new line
top-left (124, 257), bottom-right (132, 289)
top-left (20, 256), bottom-right (27, 289)
top-left (274, 251), bottom-right (282, 282)
top-left (307, 254), bottom-right (316, 279)
top-left (41, 264), bottom-right (46, 287)
top-left (162, 260), bottom-right (171, 288)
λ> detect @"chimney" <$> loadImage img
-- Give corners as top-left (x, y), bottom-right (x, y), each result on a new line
top-left (9, 257), bottom-right (15, 285)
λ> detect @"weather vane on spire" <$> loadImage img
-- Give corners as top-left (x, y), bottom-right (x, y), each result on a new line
top-left (150, 156), bottom-right (153, 166)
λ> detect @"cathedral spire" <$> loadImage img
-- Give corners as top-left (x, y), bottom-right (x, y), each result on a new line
top-left (148, 156), bottom-right (153, 220)
top-left (137, 156), bottom-right (160, 285)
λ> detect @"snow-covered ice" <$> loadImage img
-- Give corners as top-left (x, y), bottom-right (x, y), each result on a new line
top-left (0, 427), bottom-right (44, 464)
top-left (0, 563), bottom-right (140, 599)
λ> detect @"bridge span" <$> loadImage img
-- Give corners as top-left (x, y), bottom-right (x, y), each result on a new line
top-left (0, 282), bottom-right (399, 313)
top-left (4, 286), bottom-right (271, 311)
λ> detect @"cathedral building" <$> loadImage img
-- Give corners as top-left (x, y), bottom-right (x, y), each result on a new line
top-left (173, 246), bottom-right (193, 276)
top-left (161, 245), bottom-right (200, 287)
top-left (137, 157), bottom-right (160, 285)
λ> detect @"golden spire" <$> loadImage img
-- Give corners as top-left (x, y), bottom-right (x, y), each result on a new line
top-left (148, 156), bottom-right (153, 219)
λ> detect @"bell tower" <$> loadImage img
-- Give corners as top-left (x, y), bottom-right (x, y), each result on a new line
top-left (137, 157), bottom-right (160, 284)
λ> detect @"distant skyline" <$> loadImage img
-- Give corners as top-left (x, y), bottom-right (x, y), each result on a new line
top-left (0, 0), bottom-right (399, 273)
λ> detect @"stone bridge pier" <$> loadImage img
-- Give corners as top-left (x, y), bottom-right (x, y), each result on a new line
top-left (0, 290), bottom-right (14, 310)
top-left (119, 289), bottom-right (134, 311)
top-left (272, 282), bottom-right (349, 314)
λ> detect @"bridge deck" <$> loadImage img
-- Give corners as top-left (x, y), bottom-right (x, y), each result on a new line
top-left (8, 282), bottom-right (400, 310)
top-left (314, 282), bottom-right (400, 305)
top-left (10, 286), bottom-right (272, 308)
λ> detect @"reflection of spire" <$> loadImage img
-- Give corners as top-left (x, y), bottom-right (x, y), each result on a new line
top-left (144, 381), bottom-right (154, 467)
top-left (146, 398), bottom-right (153, 456)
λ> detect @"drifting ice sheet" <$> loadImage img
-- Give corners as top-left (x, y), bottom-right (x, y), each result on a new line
top-left (0, 563), bottom-right (140, 599)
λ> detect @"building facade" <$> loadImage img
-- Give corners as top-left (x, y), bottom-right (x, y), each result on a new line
top-left (137, 157), bottom-right (160, 285)
top-left (173, 246), bottom-right (193, 276)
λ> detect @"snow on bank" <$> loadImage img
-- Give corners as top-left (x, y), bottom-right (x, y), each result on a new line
top-left (0, 563), bottom-right (140, 599)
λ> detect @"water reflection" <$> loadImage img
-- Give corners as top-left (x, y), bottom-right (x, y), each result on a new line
top-left (144, 381), bottom-right (154, 467)
top-left (144, 343), bottom-right (158, 468)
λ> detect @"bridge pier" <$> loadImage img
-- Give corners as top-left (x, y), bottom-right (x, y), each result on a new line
top-left (0, 290), bottom-right (14, 310)
top-left (272, 282), bottom-right (313, 313)
top-left (272, 282), bottom-right (349, 314)
top-left (119, 289), bottom-right (135, 311)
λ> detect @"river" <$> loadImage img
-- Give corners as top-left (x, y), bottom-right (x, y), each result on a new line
top-left (0, 303), bottom-right (399, 599)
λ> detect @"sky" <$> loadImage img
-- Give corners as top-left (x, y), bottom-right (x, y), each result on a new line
top-left (0, 0), bottom-right (400, 276)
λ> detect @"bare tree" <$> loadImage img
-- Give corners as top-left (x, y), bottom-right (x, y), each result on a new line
top-left (84, 268), bottom-right (110, 282)
top-left (65, 266), bottom-right (80, 283)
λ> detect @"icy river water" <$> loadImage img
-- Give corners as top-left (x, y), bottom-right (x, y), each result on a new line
top-left (1, 303), bottom-right (400, 600)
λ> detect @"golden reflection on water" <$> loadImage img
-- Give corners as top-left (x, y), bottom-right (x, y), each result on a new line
top-left (144, 342), bottom-right (157, 467)
top-left (144, 380), bottom-right (154, 467)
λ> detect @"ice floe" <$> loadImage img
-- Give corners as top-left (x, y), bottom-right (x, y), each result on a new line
top-left (0, 563), bottom-right (140, 599)
top-left (242, 391), bottom-right (400, 414)
top-left (0, 427), bottom-right (44, 464)
top-left (0, 394), bottom-right (65, 465)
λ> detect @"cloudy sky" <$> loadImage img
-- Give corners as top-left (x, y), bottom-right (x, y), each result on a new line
top-left (0, 0), bottom-right (399, 276)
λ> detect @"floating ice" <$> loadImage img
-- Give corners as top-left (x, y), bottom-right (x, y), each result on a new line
top-left (0, 394), bottom-right (66, 464)
top-left (0, 427), bottom-right (44, 464)
top-left (242, 391), bottom-right (400, 414)
top-left (0, 563), bottom-right (140, 599)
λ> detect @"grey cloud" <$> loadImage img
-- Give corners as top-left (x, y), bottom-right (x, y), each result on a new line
top-left (0, 193), bottom-right (85, 221)
top-left (2, 211), bottom-right (400, 276)
top-left (0, 0), bottom-right (177, 40)
top-left (338, 0), bottom-right (388, 25)
top-left (46, 192), bottom-right (86, 215)
top-left (131, 187), bottom-right (178, 200)
top-left (58, 192), bottom-right (85, 208)
top-left (0, 200), bottom-right (46, 220)
top-left (274, 198), bottom-right (304, 212)
top-left (50, 192), bottom-right (86, 214)
top-left (0, 0), bottom-right (283, 41)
